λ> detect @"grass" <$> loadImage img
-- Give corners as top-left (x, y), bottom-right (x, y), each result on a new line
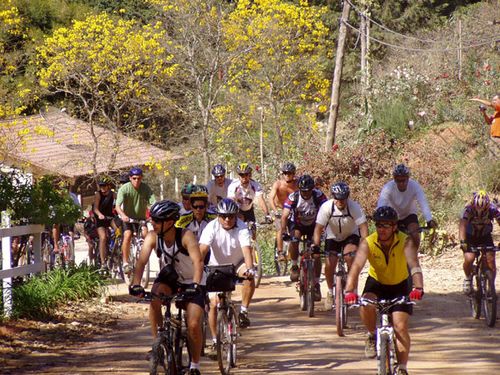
top-left (1, 264), bottom-right (106, 320)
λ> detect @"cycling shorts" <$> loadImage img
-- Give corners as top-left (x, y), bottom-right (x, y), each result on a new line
top-left (96, 218), bottom-right (112, 229)
top-left (397, 214), bottom-right (419, 233)
top-left (290, 222), bottom-right (315, 239)
top-left (324, 234), bottom-right (360, 255)
top-left (154, 268), bottom-right (206, 310)
top-left (123, 221), bottom-right (145, 234)
top-left (464, 233), bottom-right (494, 251)
top-left (239, 207), bottom-right (256, 223)
top-left (362, 275), bottom-right (413, 315)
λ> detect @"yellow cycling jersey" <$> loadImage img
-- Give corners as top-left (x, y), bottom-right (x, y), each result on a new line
top-left (366, 231), bottom-right (409, 285)
top-left (175, 212), bottom-right (217, 228)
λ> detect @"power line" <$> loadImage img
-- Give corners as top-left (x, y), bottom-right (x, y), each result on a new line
top-left (344, 20), bottom-right (499, 52)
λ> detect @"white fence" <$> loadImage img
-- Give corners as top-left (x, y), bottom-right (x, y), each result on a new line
top-left (1, 224), bottom-right (45, 317)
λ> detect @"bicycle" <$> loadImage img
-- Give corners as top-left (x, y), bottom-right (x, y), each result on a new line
top-left (205, 264), bottom-right (245, 374)
top-left (467, 245), bottom-right (499, 327)
top-left (247, 221), bottom-right (265, 288)
top-left (332, 246), bottom-right (355, 337)
top-left (142, 291), bottom-right (191, 375)
top-left (128, 218), bottom-right (150, 288)
top-left (293, 236), bottom-right (315, 317)
top-left (107, 224), bottom-right (125, 281)
top-left (355, 296), bottom-right (415, 375)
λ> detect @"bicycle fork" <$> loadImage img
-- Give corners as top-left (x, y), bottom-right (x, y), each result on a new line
top-left (377, 316), bottom-right (396, 373)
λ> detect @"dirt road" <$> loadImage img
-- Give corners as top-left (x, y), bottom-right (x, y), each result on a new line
top-left (4, 251), bottom-right (500, 374)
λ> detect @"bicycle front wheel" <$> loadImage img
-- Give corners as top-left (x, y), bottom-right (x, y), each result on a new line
top-left (150, 337), bottom-right (176, 375)
top-left (377, 333), bottom-right (392, 375)
top-left (299, 264), bottom-right (307, 312)
top-left (470, 272), bottom-right (482, 319)
top-left (174, 322), bottom-right (191, 373)
top-left (307, 261), bottom-right (315, 318)
top-left (335, 274), bottom-right (346, 336)
top-left (217, 310), bottom-right (232, 374)
top-left (482, 270), bottom-right (497, 327)
top-left (253, 243), bottom-right (263, 288)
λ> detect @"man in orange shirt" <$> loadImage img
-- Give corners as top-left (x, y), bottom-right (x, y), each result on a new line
top-left (477, 94), bottom-right (500, 152)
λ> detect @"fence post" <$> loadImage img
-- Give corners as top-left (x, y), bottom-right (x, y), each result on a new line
top-left (1, 211), bottom-right (13, 317)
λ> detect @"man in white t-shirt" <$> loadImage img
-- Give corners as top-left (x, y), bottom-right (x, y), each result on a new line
top-left (199, 198), bottom-right (255, 357)
top-left (227, 162), bottom-right (271, 223)
top-left (377, 164), bottom-right (436, 249)
top-left (313, 182), bottom-right (368, 309)
top-left (207, 164), bottom-right (233, 208)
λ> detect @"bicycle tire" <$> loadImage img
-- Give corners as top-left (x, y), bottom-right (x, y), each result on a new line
top-left (299, 262), bottom-right (307, 311)
top-left (377, 333), bottom-right (391, 375)
top-left (217, 310), bottom-right (231, 374)
top-left (307, 261), bottom-right (315, 318)
top-left (228, 307), bottom-right (238, 368)
top-left (470, 272), bottom-right (482, 319)
top-left (150, 337), bottom-right (176, 375)
top-left (274, 240), bottom-right (289, 276)
top-left (482, 270), bottom-right (497, 327)
top-left (254, 243), bottom-right (263, 288)
top-left (108, 239), bottom-right (125, 281)
top-left (174, 317), bottom-right (191, 373)
top-left (335, 274), bottom-right (345, 336)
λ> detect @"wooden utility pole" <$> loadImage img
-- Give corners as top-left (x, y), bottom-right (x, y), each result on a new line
top-left (360, 1), bottom-right (372, 130)
top-left (457, 19), bottom-right (462, 81)
top-left (325, 1), bottom-right (351, 151)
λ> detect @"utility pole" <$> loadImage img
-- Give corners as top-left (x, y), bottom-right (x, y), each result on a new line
top-left (360, 0), bottom-right (372, 131)
top-left (457, 19), bottom-right (462, 81)
top-left (325, 1), bottom-right (351, 151)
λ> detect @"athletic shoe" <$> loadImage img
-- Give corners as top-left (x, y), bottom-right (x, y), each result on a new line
top-left (314, 283), bottom-right (322, 302)
top-left (123, 263), bottom-right (132, 275)
top-left (239, 310), bottom-right (250, 328)
top-left (364, 333), bottom-right (376, 358)
top-left (290, 265), bottom-right (299, 282)
top-left (325, 291), bottom-right (334, 310)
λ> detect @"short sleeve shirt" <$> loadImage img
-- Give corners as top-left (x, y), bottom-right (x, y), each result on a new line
top-left (461, 204), bottom-right (500, 237)
top-left (116, 182), bottom-right (156, 219)
top-left (207, 178), bottom-right (233, 207)
top-left (316, 199), bottom-right (366, 240)
top-left (227, 179), bottom-right (263, 211)
top-left (199, 218), bottom-right (252, 266)
top-left (284, 189), bottom-right (327, 226)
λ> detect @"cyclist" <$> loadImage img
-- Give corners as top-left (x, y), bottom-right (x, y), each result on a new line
top-left (268, 162), bottom-right (299, 261)
top-left (313, 181), bottom-right (368, 309)
top-left (207, 164), bottom-right (233, 208)
top-left (115, 167), bottom-right (156, 275)
top-left (377, 163), bottom-right (436, 250)
top-left (179, 183), bottom-right (194, 215)
top-left (176, 185), bottom-right (216, 241)
top-left (344, 206), bottom-right (424, 375)
top-left (227, 163), bottom-right (271, 223)
top-left (93, 177), bottom-right (116, 273)
top-left (459, 190), bottom-right (500, 294)
top-left (281, 174), bottom-right (327, 300)
top-left (129, 200), bottom-right (205, 375)
top-left (199, 198), bottom-right (256, 356)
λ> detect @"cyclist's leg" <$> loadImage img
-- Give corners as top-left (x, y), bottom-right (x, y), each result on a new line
top-left (392, 311), bottom-right (411, 367)
top-left (486, 251), bottom-right (497, 279)
top-left (96, 225), bottom-right (108, 266)
top-left (237, 262), bottom-right (255, 309)
top-left (344, 235), bottom-right (361, 270)
top-left (121, 223), bottom-right (133, 265)
top-left (289, 225), bottom-right (302, 281)
top-left (360, 276), bottom-right (380, 335)
top-left (275, 217), bottom-right (284, 254)
top-left (208, 294), bottom-right (218, 342)
top-left (324, 239), bottom-right (339, 291)
top-left (52, 224), bottom-right (61, 252)
top-left (149, 281), bottom-right (172, 338)
top-left (185, 294), bottom-right (205, 365)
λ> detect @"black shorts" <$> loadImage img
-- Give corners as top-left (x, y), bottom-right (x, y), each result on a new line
top-left (397, 214), bottom-right (419, 233)
top-left (239, 207), bottom-right (256, 223)
top-left (464, 233), bottom-right (494, 251)
top-left (290, 222), bottom-right (315, 239)
top-left (362, 276), bottom-right (413, 315)
top-left (96, 218), bottom-right (112, 229)
top-left (123, 221), bottom-right (144, 234)
top-left (325, 234), bottom-right (360, 255)
top-left (154, 266), bottom-right (206, 310)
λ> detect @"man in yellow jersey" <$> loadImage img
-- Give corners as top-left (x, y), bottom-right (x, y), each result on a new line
top-left (344, 206), bottom-right (424, 375)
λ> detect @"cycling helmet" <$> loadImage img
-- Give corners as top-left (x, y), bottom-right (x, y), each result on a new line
top-left (281, 162), bottom-right (296, 174)
top-left (217, 198), bottom-right (239, 215)
top-left (211, 164), bottom-right (226, 177)
top-left (472, 190), bottom-right (490, 211)
top-left (393, 163), bottom-right (410, 177)
top-left (150, 200), bottom-right (180, 222)
top-left (373, 206), bottom-right (398, 222)
top-left (236, 163), bottom-right (252, 174)
top-left (330, 181), bottom-right (350, 200)
top-left (298, 174), bottom-right (315, 191)
top-left (129, 167), bottom-right (143, 176)
top-left (98, 176), bottom-right (112, 185)
top-left (181, 183), bottom-right (194, 196)
top-left (190, 184), bottom-right (209, 200)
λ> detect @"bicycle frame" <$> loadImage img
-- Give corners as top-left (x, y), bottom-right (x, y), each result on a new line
top-left (294, 236), bottom-right (315, 317)
top-left (334, 247), bottom-right (353, 336)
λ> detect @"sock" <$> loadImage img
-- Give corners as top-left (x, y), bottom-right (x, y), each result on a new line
top-left (240, 305), bottom-right (248, 313)
top-left (292, 260), bottom-right (298, 266)
top-left (190, 362), bottom-right (200, 370)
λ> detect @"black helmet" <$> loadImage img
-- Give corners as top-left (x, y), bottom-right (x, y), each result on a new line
top-left (393, 164), bottom-right (410, 177)
top-left (281, 162), bottom-right (296, 174)
top-left (181, 183), bottom-right (194, 196)
top-left (373, 206), bottom-right (398, 222)
top-left (98, 176), bottom-right (112, 186)
top-left (298, 174), bottom-right (315, 191)
top-left (217, 198), bottom-right (239, 215)
top-left (211, 164), bottom-right (226, 177)
top-left (150, 200), bottom-right (180, 222)
top-left (330, 181), bottom-right (350, 200)
top-left (129, 167), bottom-right (143, 176)
top-left (236, 163), bottom-right (252, 174)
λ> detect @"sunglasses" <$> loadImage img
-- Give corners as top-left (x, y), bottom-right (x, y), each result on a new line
top-left (192, 205), bottom-right (206, 210)
top-left (283, 172), bottom-right (294, 175)
top-left (394, 178), bottom-right (408, 183)
top-left (239, 173), bottom-right (250, 177)
top-left (219, 214), bottom-right (236, 219)
top-left (375, 223), bottom-right (394, 229)
top-left (215, 175), bottom-right (225, 178)
top-left (131, 176), bottom-right (142, 180)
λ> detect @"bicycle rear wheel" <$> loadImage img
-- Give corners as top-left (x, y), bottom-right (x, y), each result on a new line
top-left (217, 310), bottom-right (232, 374)
top-left (335, 274), bottom-right (346, 336)
top-left (253, 243), bottom-right (263, 288)
top-left (150, 337), bottom-right (176, 375)
top-left (482, 270), bottom-right (497, 327)
top-left (307, 261), bottom-right (315, 318)
top-left (377, 333), bottom-right (391, 375)
top-left (470, 272), bottom-right (482, 319)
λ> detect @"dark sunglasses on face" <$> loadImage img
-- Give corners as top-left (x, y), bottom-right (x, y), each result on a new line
top-left (131, 176), bottom-right (142, 181)
top-left (150, 217), bottom-right (163, 223)
top-left (192, 205), bottom-right (206, 210)
top-left (215, 175), bottom-right (225, 178)
top-left (375, 223), bottom-right (394, 229)
top-left (239, 173), bottom-right (250, 177)
top-left (283, 172), bottom-right (294, 175)
top-left (219, 214), bottom-right (236, 220)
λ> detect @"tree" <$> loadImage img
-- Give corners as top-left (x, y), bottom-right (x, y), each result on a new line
top-left (36, 13), bottom-right (178, 178)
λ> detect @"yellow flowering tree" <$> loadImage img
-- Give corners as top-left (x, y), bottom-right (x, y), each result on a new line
top-left (223, 0), bottom-right (332, 165)
top-left (36, 13), bottom-right (178, 177)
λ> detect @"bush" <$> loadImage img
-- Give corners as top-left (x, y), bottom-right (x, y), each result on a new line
top-left (1, 264), bottom-right (105, 320)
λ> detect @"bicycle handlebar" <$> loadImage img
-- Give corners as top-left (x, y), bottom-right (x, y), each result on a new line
top-left (467, 245), bottom-right (500, 253)
top-left (353, 296), bottom-right (415, 310)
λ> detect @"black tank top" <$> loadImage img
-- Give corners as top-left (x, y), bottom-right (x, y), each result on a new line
top-left (96, 191), bottom-right (114, 216)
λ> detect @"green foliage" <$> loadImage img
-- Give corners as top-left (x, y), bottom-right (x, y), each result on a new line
top-left (257, 227), bottom-right (277, 276)
top-left (2, 264), bottom-right (105, 320)
top-left (480, 160), bottom-right (500, 195)
top-left (79, 0), bottom-right (156, 22)
top-left (371, 98), bottom-right (414, 140)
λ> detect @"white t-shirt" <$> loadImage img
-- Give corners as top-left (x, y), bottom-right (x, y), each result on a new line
top-left (316, 199), bottom-right (366, 241)
top-left (207, 178), bottom-right (233, 207)
top-left (377, 179), bottom-right (432, 222)
top-left (199, 218), bottom-right (252, 266)
top-left (227, 179), bottom-right (264, 211)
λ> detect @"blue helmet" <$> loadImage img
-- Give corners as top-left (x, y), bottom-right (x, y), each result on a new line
top-left (217, 198), bottom-right (239, 215)
top-left (211, 164), bottom-right (226, 177)
top-left (129, 167), bottom-right (143, 176)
